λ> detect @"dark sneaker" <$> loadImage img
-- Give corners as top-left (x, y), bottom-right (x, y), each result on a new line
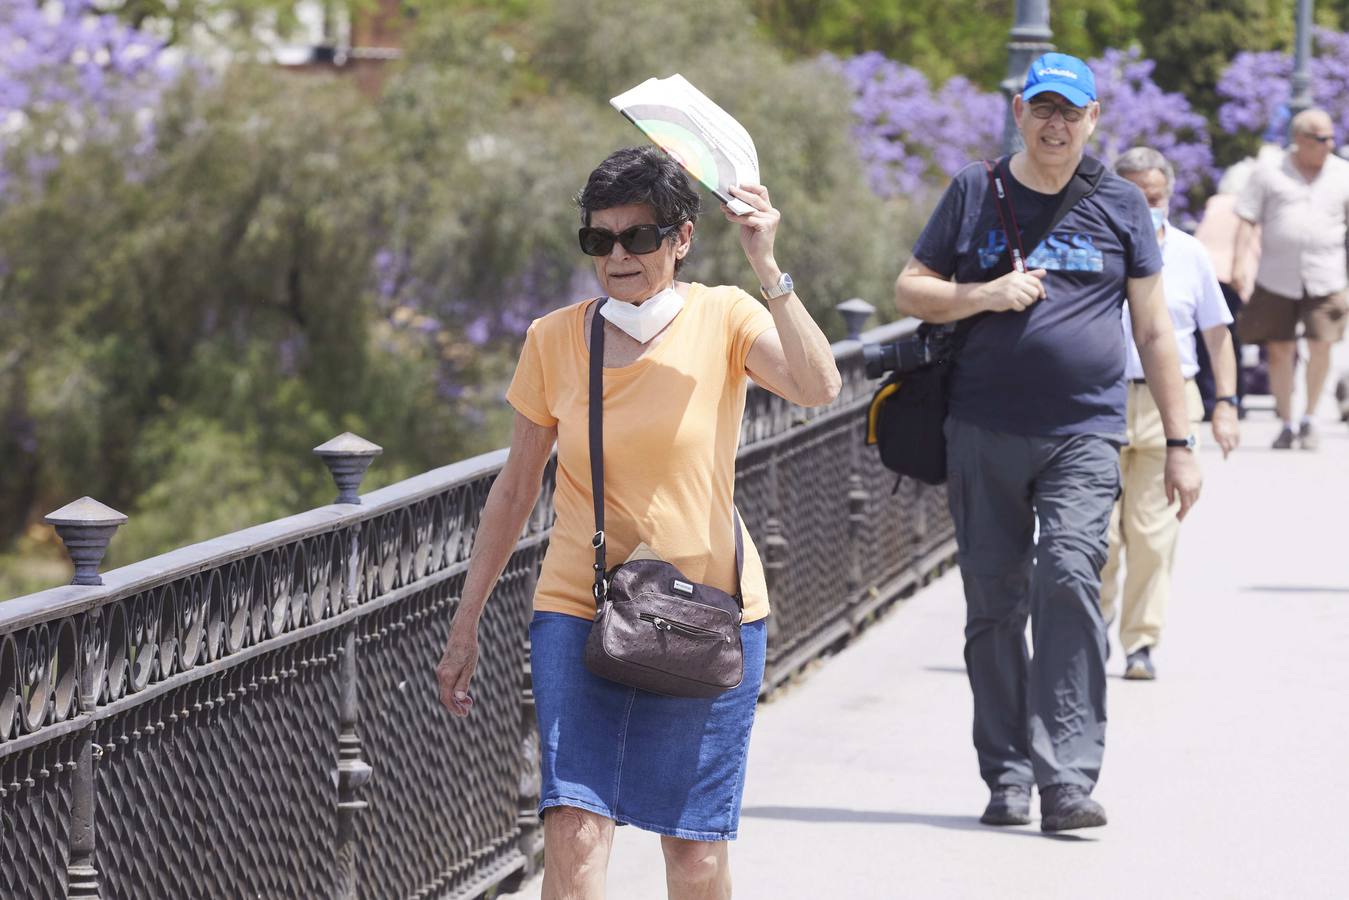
top-left (980, 784), bottom-right (1032, 826)
top-left (1272, 426), bottom-right (1296, 449)
top-left (1124, 646), bottom-right (1156, 680)
top-left (1040, 784), bottom-right (1107, 832)
top-left (1298, 421), bottom-right (1319, 451)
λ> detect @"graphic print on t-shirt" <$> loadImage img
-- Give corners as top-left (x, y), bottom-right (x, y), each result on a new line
top-left (977, 229), bottom-right (1104, 273)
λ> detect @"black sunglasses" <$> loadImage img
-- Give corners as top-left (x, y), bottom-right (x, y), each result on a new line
top-left (578, 222), bottom-right (680, 257)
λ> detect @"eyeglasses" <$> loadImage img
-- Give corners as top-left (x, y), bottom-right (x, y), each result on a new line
top-left (1301, 132), bottom-right (1336, 145)
top-left (578, 222), bottom-right (680, 257)
top-left (1028, 102), bottom-right (1086, 124)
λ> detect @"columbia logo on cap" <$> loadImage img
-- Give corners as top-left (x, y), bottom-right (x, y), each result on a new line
top-left (1023, 52), bottom-right (1097, 105)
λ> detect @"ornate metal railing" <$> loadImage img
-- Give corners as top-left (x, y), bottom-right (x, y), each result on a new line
top-left (0, 313), bottom-right (954, 899)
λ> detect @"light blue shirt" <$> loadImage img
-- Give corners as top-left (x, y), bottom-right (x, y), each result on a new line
top-left (1122, 221), bottom-right (1233, 380)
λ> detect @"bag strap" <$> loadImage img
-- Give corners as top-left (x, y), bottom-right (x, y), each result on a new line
top-left (588, 298), bottom-right (743, 607)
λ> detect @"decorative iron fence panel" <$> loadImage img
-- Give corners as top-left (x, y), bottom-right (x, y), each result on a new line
top-left (2, 733), bottom-right (75, 898)
top-left (1, 318), bottom-right (952, 898)
top-left (93, 639), bottom-right (342, 898)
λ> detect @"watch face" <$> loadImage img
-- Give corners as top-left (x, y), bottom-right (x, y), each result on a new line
top-left (781, 273), bottom-right (793, 292)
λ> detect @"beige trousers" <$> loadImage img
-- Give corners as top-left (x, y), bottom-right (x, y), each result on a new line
top-left (1099, 380), bottom-right (1203, 654)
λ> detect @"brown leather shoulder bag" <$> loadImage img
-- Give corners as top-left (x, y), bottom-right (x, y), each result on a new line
top-left (581, 298), bottom-right (745, 698)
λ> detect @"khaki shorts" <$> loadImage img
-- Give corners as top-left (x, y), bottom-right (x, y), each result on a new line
top-left (1237, 285), bottom-right (1349, 343)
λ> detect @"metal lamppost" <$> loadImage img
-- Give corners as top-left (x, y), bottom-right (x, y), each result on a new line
top-left (1289, 0), bottom-right (1315, 126)
top-left (1000, 0), bottom-right (1055, 154)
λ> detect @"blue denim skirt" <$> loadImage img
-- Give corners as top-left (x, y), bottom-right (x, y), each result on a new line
top-left (529, 611), bottom-right (768, 841)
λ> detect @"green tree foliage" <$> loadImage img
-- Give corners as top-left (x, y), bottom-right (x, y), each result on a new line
top-left (1136, 0), bottom-right (1291, 164)
top-left (2, 0), bottom-right (901, 597)
top-left (0, 69), bottom-right (493, 595)
top-left (366, 0), bottom-right (902, 356)
top-left (517, 0), bottom-right (898, 323)
top-left (747, 0), bottom-right (1141, 88)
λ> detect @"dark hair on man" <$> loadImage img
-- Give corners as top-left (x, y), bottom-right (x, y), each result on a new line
top-left (577, 146), bottom-right (701, 270)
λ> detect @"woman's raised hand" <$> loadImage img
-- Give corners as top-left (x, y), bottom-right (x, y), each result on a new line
top-left (435, 618), bottom-right (480, 718)
top-left (722, 184), bottom-right (780, 270)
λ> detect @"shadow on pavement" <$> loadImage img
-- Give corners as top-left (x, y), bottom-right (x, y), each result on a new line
top-left (738, 806), bottom-right (1095, 841)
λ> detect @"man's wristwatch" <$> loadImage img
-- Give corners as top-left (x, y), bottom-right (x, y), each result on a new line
top-left (1165, 434), bottom-right (1198, 450)
top-left (760, 272), bottom-right (794, 301)
top-left (1214, 395), bottom-right (1239, 408)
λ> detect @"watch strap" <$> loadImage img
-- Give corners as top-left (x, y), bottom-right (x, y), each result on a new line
top-left (760, 272), bottom-right (792, 301)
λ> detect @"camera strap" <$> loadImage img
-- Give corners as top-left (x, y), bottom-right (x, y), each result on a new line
top-left (946, 155), bottom-right (1108, 350)
top-left (982, 155), bottom-right (1107, 278)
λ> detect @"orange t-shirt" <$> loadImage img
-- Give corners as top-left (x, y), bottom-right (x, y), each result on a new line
top-left (505, 283), bottom-right (775, 623)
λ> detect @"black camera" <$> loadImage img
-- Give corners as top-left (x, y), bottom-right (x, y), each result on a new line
top-left (862, 327), bottom-right (954, 380)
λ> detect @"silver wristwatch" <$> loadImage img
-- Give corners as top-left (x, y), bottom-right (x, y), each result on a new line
top-left (760, 272), bottom-right (794, 301)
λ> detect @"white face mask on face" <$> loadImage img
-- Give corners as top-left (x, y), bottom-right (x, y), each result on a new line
top-left (1150, 206), bottom-right (1168, 233)
top-left (599, 286), bottom-right (684, 344)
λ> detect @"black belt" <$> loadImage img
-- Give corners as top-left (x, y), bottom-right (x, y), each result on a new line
top-left (1129, 377), bottom-right (1193, 385)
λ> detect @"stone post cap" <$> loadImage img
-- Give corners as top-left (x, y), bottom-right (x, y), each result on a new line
top-left (835, 298), bottom-right (875, 316)
top-left (313, 433), bottom-right (384, 458)
top-left (314, 433), bottom-right (383, 505)
top-left (835, 298), bottom-right (876, 340)
top-left (44, 497), bottom-right (129, 528)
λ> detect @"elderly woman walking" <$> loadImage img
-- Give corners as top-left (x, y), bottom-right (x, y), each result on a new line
top-left (435, 146), bottom-right (840, 899)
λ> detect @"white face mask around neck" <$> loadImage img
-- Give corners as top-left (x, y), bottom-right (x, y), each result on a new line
top-left (599, 286), bottom-right (684, 344)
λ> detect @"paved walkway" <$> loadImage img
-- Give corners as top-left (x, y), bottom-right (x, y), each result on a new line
top-left (516, 360), bottom-right (1349, 899)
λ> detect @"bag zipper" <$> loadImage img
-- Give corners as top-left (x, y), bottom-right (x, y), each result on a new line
top-left (637, 613), bottom-right (732, 642)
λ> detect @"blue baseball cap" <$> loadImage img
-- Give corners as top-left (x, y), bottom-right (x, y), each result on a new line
top-left (1022, 52), bottom-right (1097, 107)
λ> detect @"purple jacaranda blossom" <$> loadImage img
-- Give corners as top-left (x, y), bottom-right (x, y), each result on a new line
top-left (1, 0), bottom-right (174, 196)
top-left (276, 334), bottom-right (306, 376)
top-left (464, 317), bottom-right (490, 346)
top-left (1218, 29), bottom-right (1349, 145)
top-left (1087, 48), bottom-right (1213, 217)
top-left (372, 248), bottom-right (409, 307)
top-left (834, 49), bottom-right (1214, 215)
top-left (435, 372), bottom-right (465, 401)
top-left (828, 51), bottom-right (1001, 198)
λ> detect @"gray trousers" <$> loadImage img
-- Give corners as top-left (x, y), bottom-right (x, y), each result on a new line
top-left (944, 416), bottom-right (1122, 793)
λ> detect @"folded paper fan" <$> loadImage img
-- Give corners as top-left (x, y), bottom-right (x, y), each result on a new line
top-left (610, 74), bottom-right (760, 215)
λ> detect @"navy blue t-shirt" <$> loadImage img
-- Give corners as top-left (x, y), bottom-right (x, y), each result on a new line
top-left (911, 159), bottom-right (1162, 436)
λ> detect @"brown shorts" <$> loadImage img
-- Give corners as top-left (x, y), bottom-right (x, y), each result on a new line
top-left (1237, 285), bottom-right (1349, 343)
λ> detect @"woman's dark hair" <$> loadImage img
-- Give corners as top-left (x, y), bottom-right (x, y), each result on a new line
top-left (577, 146), bottom-right (701, 270)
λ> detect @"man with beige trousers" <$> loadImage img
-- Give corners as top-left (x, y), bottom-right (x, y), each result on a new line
top-left (1102, 147), bottom-right (1242, 680)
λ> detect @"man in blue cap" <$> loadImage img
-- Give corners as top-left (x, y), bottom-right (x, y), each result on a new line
top-left (895, 53), bottom-right (1202, 831)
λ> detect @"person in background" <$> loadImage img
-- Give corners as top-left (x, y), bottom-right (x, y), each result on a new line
top-left (1193, 164), bottom-right (1261, 417)
top-left (1232, 108), bottom-right (1349, 450)
top-left (1102, 147), bottom-right (1241, 682)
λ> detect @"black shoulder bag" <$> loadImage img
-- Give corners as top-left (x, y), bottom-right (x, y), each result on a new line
top-left (581, 299), bottom-right (745, 698)
top-left (866, 155), bottom-right (1107, 485)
